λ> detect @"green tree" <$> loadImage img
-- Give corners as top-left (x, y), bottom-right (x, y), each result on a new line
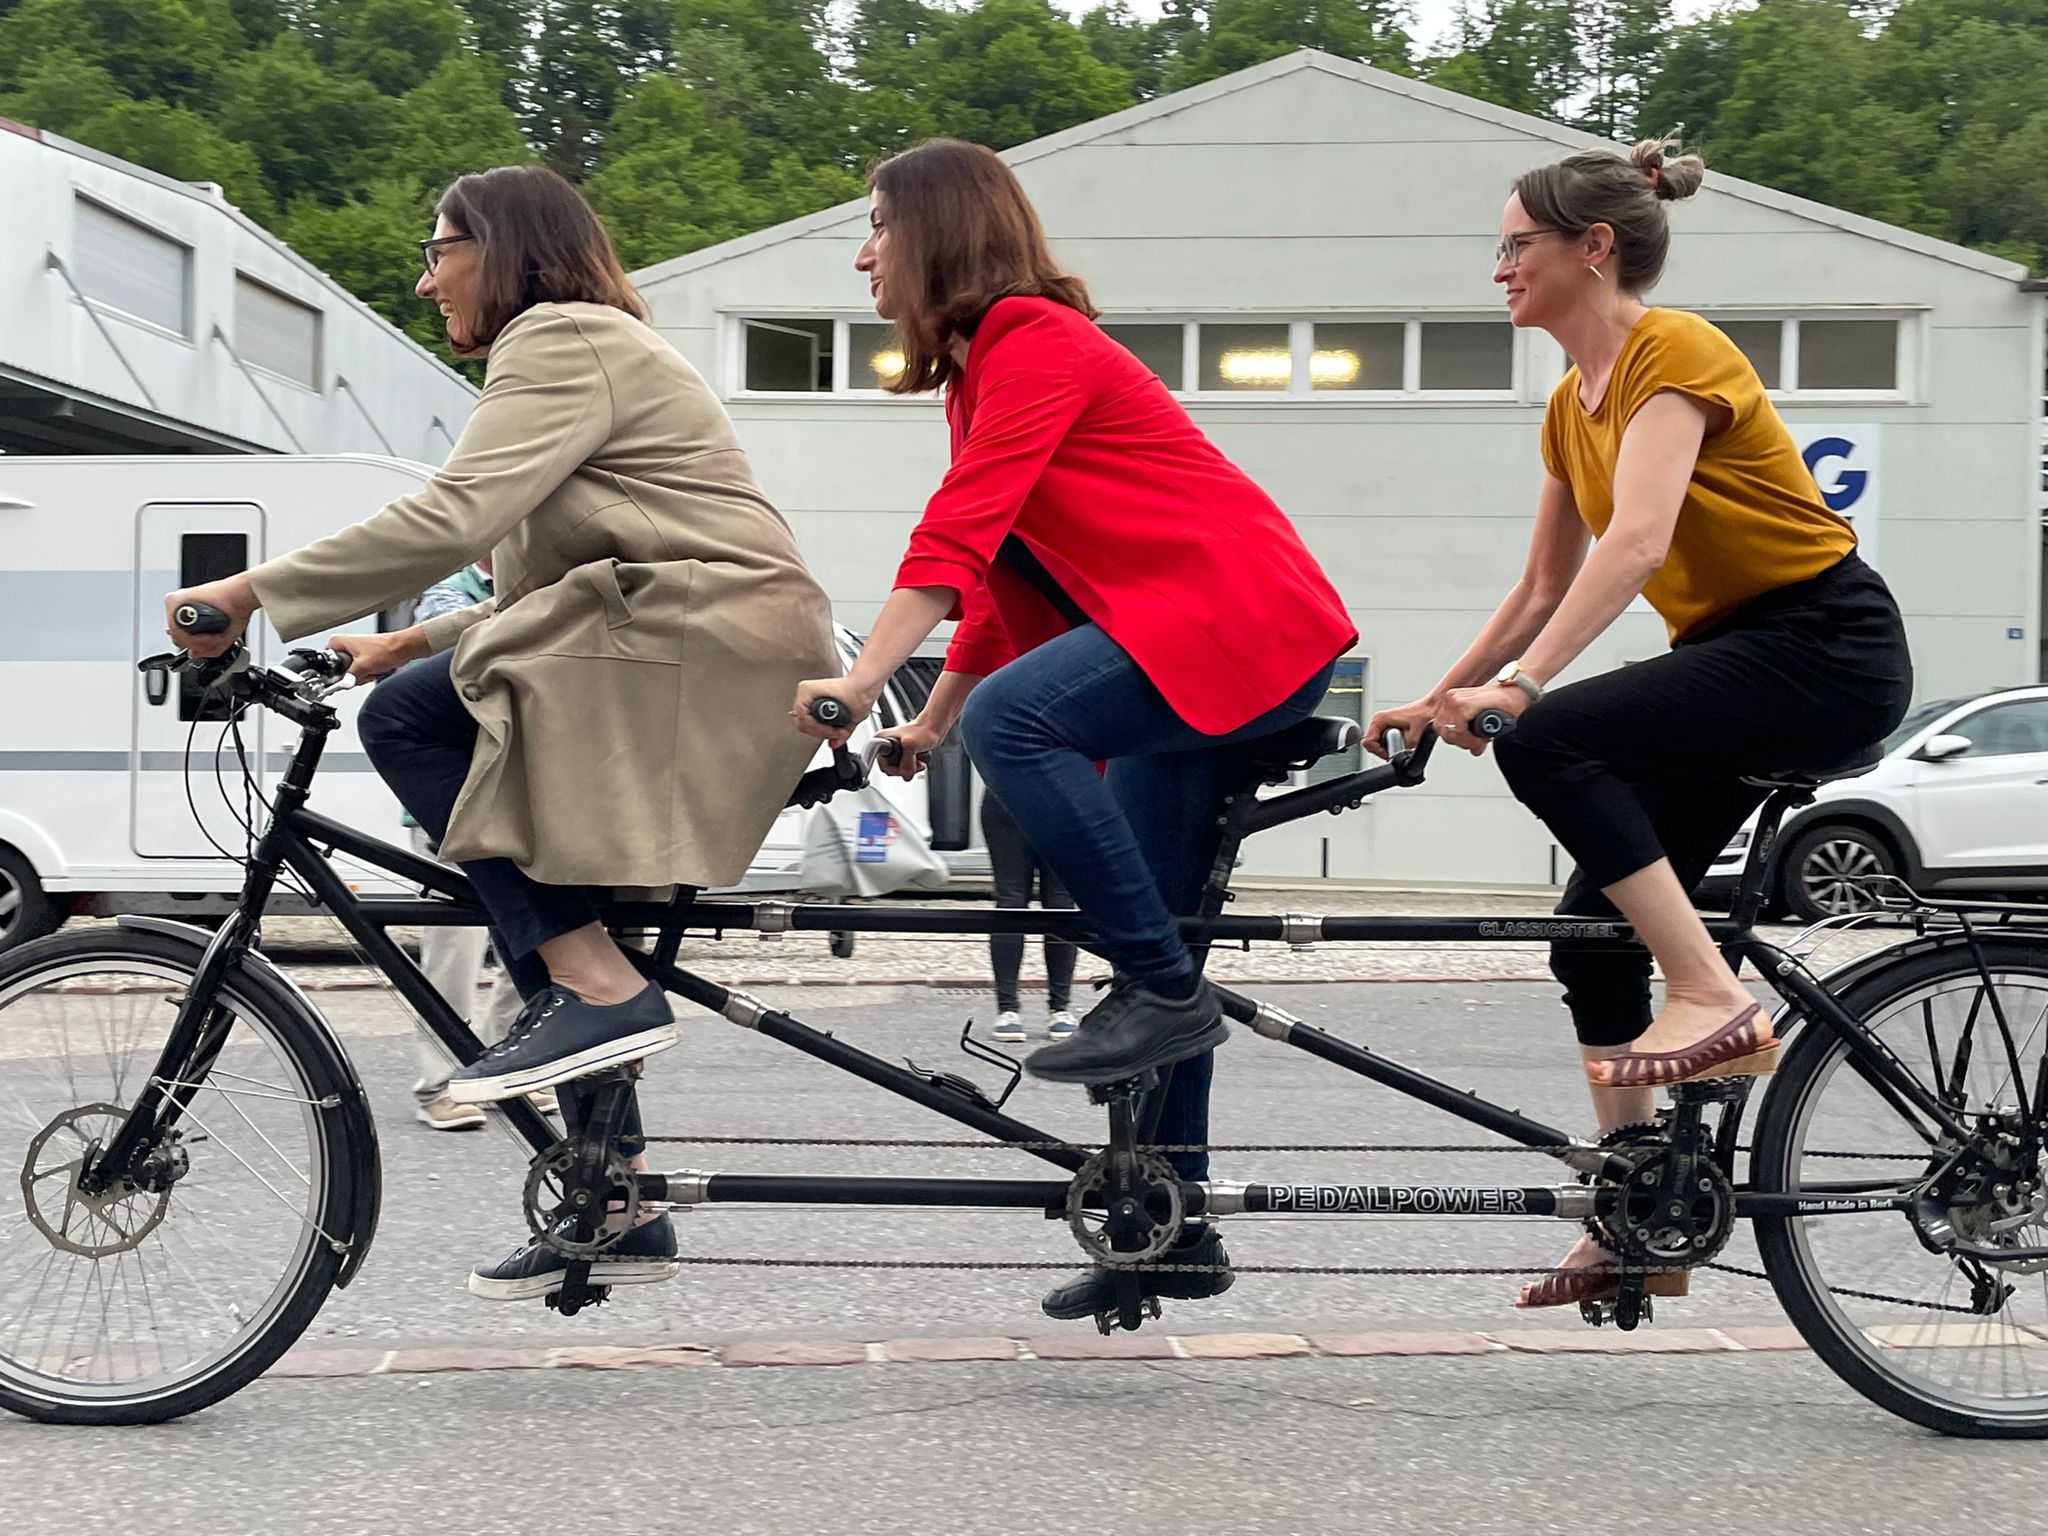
top-left (0, 0), bottom-right (246, 106)
top-left (322, 0), bottom-right (468, 95)
top-left (216, 31), bottom-right (402, 205)
top-left (1169, 0), bottom-right (1415, 90)
top-left (391, 52), bottom-right (533, 190)
top-left (1577, 0), bottom-right (1670, 137)
top-left (671, 0), bottom-right (860, 171)
top-left (1424, 0), bottom-right (1582, 118)
top-left (70, 99), bottom-right (276, 219)
top-left (278, 177), bottom-right (452, 350)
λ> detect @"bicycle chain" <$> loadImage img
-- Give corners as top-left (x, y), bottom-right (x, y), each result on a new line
top-left (630, 1132), bottom-right (1953, 1308)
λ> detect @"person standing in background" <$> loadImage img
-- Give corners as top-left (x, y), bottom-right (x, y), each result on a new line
top-left (403, 560), bottom-right (548, 1131)
top-left (982, 788), bottom-right (1079, 1044)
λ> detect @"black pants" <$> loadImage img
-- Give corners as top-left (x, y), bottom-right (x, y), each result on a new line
top-left (1494, 555), bottom-right (1912, 1046)
top-left (982, 791), bottom-right (1076, 1014)
top-left (359, 651), bottom-right (650, 1152)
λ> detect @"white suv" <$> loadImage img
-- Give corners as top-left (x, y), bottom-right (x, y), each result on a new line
top-left (1701, 685), bottom-right (2048, 921)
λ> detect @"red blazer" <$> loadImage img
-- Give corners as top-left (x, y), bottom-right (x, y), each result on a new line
top-left (894, 297), bottom-right (1356, 736)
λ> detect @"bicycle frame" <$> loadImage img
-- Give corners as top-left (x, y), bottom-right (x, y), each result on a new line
top-left (95, 670), bottom-right (1972, 1236)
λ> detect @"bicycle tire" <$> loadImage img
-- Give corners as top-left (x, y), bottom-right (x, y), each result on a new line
top-left (0, 929), bottom-right (361, 1425)
top-left (1753, 934), bottom-right (2048, 1437)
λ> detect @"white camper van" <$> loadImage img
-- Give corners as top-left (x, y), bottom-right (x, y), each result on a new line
top-left (0, 454), bottom-right (984, 952)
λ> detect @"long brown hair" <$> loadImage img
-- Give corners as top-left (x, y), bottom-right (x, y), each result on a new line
top-left (435, 165), bottom-right (647, 353)
top-left (1512, 136), bottom-right (1706, 295)
top-left (867, 139), bottom-right (1096, 395)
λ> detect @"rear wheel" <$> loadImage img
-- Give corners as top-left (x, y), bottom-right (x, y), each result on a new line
top-left (0, 930), bottom-right (357, 1424)
top-left (1753, 937), bottom-right (2048, 1436)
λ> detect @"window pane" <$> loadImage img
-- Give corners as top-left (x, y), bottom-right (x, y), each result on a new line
top-left (74, 198), bottom-right (189, 335)
top-left (1311, 322), bottom-right (1403, 392)
top-left (235, 275), bottom-right (321, 389)
top-left (180, 533), bottom-right (247, 721)
top-left (1955, 702), bottom-right (2048, 757)
top-left (1419, 323), bottom-right (1512, 390)
top-left (1200, 323), bottom-right (1291, 392)
top-left (1306, 659), bottom-right (1368, 785)
top-left (847, 322), bottom-right (905, 390)
top-left (744, 318), bottom-right (832, 391)
top-left (1710, 320), bottom-right (1782, 390)
top-left (1799, 319), bottom-right (1897, 390)
top-left (1102, 324), bottom-right (1184, 390)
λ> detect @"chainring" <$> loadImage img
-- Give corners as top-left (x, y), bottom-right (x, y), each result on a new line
top-left (1583, 1119), bottom-right (1736, 1270)
top-left (20, 1104), bottom-right (174, 1258)
top-left (523, 1136), bottom-right (638, 1259)
top-left (1066, 1150), bottom-right (1185, 1265)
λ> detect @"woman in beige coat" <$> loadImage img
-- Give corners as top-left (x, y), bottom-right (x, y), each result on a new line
top-left (166, 165), bottom-right (839, 1300)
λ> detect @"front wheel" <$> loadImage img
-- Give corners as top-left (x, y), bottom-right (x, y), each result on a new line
top-left (0, 930), bottom-right (360, 1424)
top-left (1752, 936), bottom-right (2048, 1437)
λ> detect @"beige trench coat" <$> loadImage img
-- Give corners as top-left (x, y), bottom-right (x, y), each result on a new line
top-left (248, 302), bottom-right (839, 888)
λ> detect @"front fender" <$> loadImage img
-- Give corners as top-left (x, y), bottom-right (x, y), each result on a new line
top-left (116, 916), bottom-right (383, 1288)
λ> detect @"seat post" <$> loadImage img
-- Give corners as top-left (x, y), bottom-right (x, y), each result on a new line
top-left (1725, 785), bottom-right (1813, 938)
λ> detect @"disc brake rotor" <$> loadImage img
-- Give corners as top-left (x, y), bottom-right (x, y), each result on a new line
top-left (21, 1104), bottom-right (175, 1258)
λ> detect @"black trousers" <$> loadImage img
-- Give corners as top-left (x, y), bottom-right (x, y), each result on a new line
top-left (982, 790), bottom-right (1076, 1013)
top-left (1494, 555), bottom-right (1912, 1046)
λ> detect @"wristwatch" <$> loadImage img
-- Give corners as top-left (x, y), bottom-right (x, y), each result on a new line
top-left (1493, 661), bottom-right (1545, 703)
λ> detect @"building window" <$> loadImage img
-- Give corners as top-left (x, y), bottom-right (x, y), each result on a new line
top-left (178, 533), bottom-right (247, 721)
top-left (1102, 323), bottom-right (1184, 389)
top-left (1311, 322), bottom-right (1403, 392)
top-left (1419, 322), bottom-right (1513, 391)
top-left (1200, 322), bottom-right (1293, 392)
top-left (1700, 314), bottom-right (1903, 396)
top-left (847, 322), bottom-right (905, 390)
top-left (742, 318), bottom-right (834, 392)
top-left (1302, 658), bottom-right (1368, 786)
top-left (72, 198), bottom-right (190, 337)
top-left (234, 274), bottom-right (322, 390)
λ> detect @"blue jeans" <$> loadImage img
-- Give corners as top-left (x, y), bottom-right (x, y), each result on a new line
top-left (960, 625), bottom-right (1334, 1179)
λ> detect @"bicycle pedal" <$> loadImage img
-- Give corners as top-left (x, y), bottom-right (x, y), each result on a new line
top-left (1670, 1078), bottom-right (1750, 1107)
top-left (545, 1281), bottom-right (612, 1317)
top-left (1091, 1295), bottom-right (1162, 1336)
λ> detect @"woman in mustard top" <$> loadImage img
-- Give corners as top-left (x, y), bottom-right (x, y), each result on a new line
top-left (1366, 138), bottom-right (1912, 1311)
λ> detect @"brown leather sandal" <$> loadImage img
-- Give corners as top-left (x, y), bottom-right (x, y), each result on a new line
top-left (1516, 1267), bottom-right (1691, 1310)
top-left (1587, 1002), bottom-right (1779, 1089)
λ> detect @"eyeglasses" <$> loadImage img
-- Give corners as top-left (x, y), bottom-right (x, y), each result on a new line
top-left (417, 234), bottom-right (475, 274)
top-left (1495, 228), bottom-right (1562, 267)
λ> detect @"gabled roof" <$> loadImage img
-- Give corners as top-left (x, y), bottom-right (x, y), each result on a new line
top-left (7, 116), bottom-right (477, 392)
top-left (632, 48), bottom-right (2027, 287)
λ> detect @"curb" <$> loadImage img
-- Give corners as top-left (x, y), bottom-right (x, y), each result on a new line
top-left (267, 1325), bottom-right (1815, 1380)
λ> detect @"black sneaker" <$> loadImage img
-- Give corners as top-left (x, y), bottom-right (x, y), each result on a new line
top-left (1024, 977), bottom-right (1229, 1084)
top-left (446, 982), bottom-right (677, 1104)
top-left (467, 1213), bottom-right (681, 1302)
top-left (1040, 1228), bottom-right (1235, 1320)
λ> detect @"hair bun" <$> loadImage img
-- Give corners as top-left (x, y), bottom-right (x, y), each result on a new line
top-left (1630, 134), bottom-right (1705, 201)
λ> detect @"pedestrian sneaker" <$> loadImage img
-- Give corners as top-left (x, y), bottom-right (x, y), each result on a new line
top-left (1025, 976), bottom-right (1229, 1085)
top-left (468, 1213), bottom-right (681, 1302)
top-left (527, 1087), bottom-right (560, 1116)
top-left (446, 982), bottom-right (677, 1104)
top-left (416, 1093), bottom-right (486, 1132)
top-left (1046, 1009), bottom-right (1079, 1041)
top-left (991, 1010), bottom-right (1027, 1044)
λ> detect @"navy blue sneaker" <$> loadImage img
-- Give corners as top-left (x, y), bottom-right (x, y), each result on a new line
top-left (446, 982), bottom-right (677, 1104)
top-left (1025, 978), bottom-right (1229, 1085)
top-left (467, 1214), bottom-right (681, 1302)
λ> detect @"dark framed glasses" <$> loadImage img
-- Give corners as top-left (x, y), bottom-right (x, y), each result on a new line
top-left (417, 234), bottom-right (475, 274)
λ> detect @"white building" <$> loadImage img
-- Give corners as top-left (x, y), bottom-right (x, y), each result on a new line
top-left (0, 118), bottom-right (476, 458)
top-left (636, 49), bottom-right (2042, 888)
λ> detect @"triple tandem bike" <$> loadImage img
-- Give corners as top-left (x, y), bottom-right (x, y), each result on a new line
top-left (2, 639), bottom-right (2047, 1435)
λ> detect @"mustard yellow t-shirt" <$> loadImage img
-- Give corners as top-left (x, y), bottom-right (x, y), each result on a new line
top-left (1541, 308), bottom-right (1856, 642)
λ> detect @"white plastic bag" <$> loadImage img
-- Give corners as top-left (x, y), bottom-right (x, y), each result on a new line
top-left (798, 779), bottom-right (951, 898)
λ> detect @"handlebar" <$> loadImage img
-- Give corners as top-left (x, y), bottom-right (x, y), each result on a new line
top-left (172, 600), bottom-right (232, 635)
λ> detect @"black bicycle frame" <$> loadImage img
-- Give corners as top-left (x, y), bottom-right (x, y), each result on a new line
top-left (98, 684), bottom-right (1956, 1227)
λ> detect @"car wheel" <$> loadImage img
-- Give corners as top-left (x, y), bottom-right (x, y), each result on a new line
top-left (1781, 823), bottom-right (1898, 922)
top-left (0, 845), bottom-right (61, 954)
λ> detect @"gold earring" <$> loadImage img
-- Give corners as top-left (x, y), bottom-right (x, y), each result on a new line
top-left (1587, 264), bottom-right (1605, 281)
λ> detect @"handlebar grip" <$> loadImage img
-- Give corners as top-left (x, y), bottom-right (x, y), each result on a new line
top-left (1471, 708), bottom-right (1516, 740)
top-left (808, 698), bottom-right (850, 728)
top-left (874, 736), bottom-right (902, 764)
top-left (173, 601), bottom-right (231, 635)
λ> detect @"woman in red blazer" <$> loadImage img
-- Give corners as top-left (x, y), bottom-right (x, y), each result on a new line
top-left (794, 140), bottom-right (1354, 1312)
